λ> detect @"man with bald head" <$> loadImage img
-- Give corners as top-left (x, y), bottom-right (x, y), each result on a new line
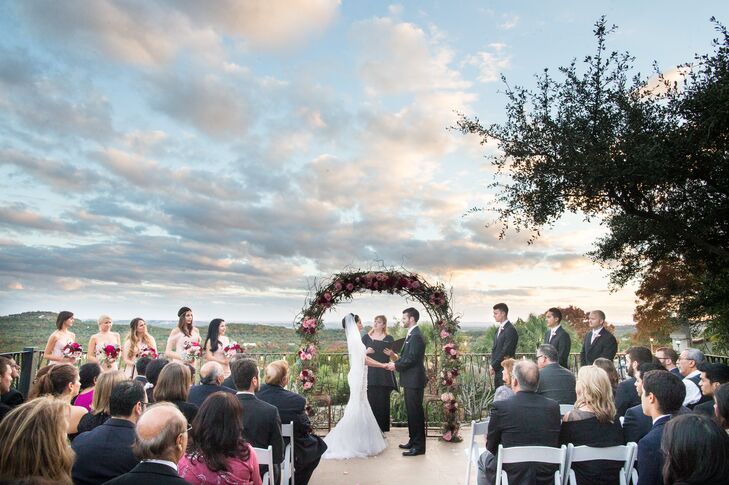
top-left (187, 361), bottom-right (236, 408)
top-left (477, 360), bottom-right (561, 485)
top-left (104, 403), bottom-right (189, 485)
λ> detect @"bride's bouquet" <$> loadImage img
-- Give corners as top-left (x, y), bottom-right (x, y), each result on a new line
top-left (299, 369), bottom-right (316, 390)
top-left (138, 345), bottom-right (158, 359)
top-left (99, 344), bottom-right (120, 365)
top-left (182, 341), bottom-right (202, 361)
top-left (62, 342), bottom-right (83, 360)
top-left (223, 342), bottom-right (242, 358)
top-left (298, 344), bottom-right (317, 361)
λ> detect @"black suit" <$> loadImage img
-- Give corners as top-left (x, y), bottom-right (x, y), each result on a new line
top-left (536, 363), bottom-right (576, 404)
top-left (579, 327), bottom-right (617, 365)
top-left (693, 399), bottom-right (715, 416)
top-left (256, 384), bottom-right (327, 485)
top-left (102, 461), bottom-right (187, 485)
top-left (72, 418), bottom-right (139, 485)
top-left (622, 404), bottom-right (652, 444)
top-left (1, 388), bottom-right (24, 407)
top-left (394, 325), bottom-right (427, 452)
top-left (236, 392), bottom-right (284, 482)
top-left (491, 321), bottom-right (518, 387)
top-left (636, 415), bottom-right (671, 485)
top-left (483, 391), bottom-right (561, 485)
top-left (615, 377), bottom-right (640, 417)
top-left (544, 326), bottom-right (571, 368)
top-left (187, 383), bottom-right (236, 408)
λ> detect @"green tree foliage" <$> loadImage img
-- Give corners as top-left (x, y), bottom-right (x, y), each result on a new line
top-left (456, 18), bottom-right (729, 347)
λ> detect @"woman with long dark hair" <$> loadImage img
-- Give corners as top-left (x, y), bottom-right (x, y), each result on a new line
top-left (28, 364), bottom-right (88, 438)
top-left (154, 362), bottom-right (198, 424)
top-left (73, 363), bottom-right (101, 412)
top-left (204, 318), bottom-right (232, 378)
top-left (662, 413), bottom-right (729, 484)
top-left (43, 311), bottom-right (78, 365)
top-left (715, 382), bottom-right (729, 431)
top-left (165, 307), bottom-right (201, 364)
top-left (122, 317), bottom-right (157, 378)
top-left (178, 392), bottom-right (261, 485)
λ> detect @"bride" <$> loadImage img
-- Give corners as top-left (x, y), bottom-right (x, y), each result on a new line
top-left (322, 313), bottom-right (387, 459)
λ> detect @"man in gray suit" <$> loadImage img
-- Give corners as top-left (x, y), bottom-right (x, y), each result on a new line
top-left (536, 344), bottom-right (576, 404)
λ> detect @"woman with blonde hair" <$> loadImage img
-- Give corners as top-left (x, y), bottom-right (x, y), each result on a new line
top-left (362, 315), bottom-right (398, 431)
top-left (560, 365), bottom-right (625, 484)
top-left (28, 364), bottom-right (88, 439)
top-left (122, 317), bottom-right (157, 378)
top-left (77, 370), bottom-right (127, 433)
top-left (154, 362), bottom-right (198, 424)
top-left (87, 314), bottom-right (122, 372)
top-left (0, 396), bottom-right (75, 483)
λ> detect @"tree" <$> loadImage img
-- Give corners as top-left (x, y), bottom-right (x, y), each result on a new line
top-left (456, 18), bottom-right (729, 347)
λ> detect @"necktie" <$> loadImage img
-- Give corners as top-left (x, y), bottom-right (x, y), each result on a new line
top-left (550, 331), bottom-right (556, 341)
top-left (590, 332), bottom-right (598, 344)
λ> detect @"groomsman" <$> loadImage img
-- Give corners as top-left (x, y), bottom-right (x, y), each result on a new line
top-left (490, 303), bottom-right (518, 388)
top-left (543, 307), bottom-right (571, 368)
top-left (579, 310), bottom-right (618, 365)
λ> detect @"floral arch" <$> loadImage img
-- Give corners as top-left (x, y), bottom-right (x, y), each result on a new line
top-left (295, 269), bottom-right (463, 442)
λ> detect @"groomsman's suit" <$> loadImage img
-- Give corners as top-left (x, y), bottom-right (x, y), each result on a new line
top-left (395, 325), bottom-right (427, 455)
top-left (544, 325), bottom-right (572, 368)
top-left (491, 321), bottom-right (518, 387)
top-left (579, 326), bottom-right (618, 365)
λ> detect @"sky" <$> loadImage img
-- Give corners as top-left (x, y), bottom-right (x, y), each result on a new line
top-left (0, 1), bottom-right (725, 326)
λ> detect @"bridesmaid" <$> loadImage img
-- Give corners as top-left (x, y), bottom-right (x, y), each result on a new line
top-left (86, 315), bottom-right (121, 372)
top-left (203, 318), bottom-right (232, 378)
top-left (165, 306), bottom-right (201, 363)
top-left (362, 315), bottom-right (398, 432)
top-left (122, 317), bottom-right (158, 378)
top-left (43, 311), bottom-right (78, 365)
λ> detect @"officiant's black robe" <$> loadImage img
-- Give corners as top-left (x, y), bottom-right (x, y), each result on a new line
top-left (362, 333), bottom-right (397, 431)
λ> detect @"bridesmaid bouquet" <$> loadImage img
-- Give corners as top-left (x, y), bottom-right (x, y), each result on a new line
top-left (223, 342), bottom-right (242, 358)
top-left (182, 341), bottom-right (202, 361)
top-left (138, 346), bottom-right (158, 359)
top-left (99, 344), bottom-right (120, 365)
top-left (62, 342), bottom-right (83, 359)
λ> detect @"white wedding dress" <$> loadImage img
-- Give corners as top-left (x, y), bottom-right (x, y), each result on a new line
top-left (322, 314), bottom-right (387, 459)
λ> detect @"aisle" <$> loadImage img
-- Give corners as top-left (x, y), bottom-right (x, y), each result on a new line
top-left (310, 427), bottom-right (471, 485)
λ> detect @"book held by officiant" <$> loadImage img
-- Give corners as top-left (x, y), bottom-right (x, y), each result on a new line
top-left (370, 338), bottom-right (406, 354)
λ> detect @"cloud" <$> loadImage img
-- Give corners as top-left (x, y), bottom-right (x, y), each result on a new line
top-left (0, 149), bottom-right (106, 191)
top-left (0, 204), bottom-right (67, 232)
top-left (465, 44), bottom-right (511, 83)
top-left (499, 14), bottom-right (519, 30)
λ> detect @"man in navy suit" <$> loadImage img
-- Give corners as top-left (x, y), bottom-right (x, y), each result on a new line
top-left (543, 308), bottom-right (571, 368)
top-left (579, 310), bottom-right (617, 365)
top-left (616, 346), bottom-right (653, 417)
top-left (73, 380), bottom-right (146, 484)
top-left (187, 362), bottom-right (235, 408)
top-left (636, 370), bottom-right (685, 485)
top-left (694, 362), bottom-right (729, 416)
top-left (490, 303), bottom-right (518, 388)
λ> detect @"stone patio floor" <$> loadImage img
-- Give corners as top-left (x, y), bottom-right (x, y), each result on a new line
top-left (310, 426), bottom-right (477, 485)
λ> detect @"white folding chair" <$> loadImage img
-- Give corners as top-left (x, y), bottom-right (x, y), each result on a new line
top-left (495, 444), bottom-right (567, 485)
top-left (559, 404), bottom-right (574, 416)
top-left (253, 445), bottom-right (275, 485)
top-left (564, 442), bottom-right (637, 485)
top-left (627, 442), bottom-right (638, 484)
top-left (281, 421), bottom-right (295, 485)
top-left (464, 418), bottom-right (489, 484)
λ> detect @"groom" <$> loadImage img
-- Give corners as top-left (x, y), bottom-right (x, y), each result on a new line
top-left (386, 307), bottom-right (427, 456)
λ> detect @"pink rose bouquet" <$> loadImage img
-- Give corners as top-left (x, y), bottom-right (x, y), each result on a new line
top-left (224, 342), bottom-right (242, 358)
top-left (62, 342), bottom-right (83, 359)
top-left (182, 341), bottom-right (202, 361)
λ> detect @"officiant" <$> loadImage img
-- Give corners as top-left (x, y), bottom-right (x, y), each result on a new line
top-left (363, 315), bottom-right (399, 432)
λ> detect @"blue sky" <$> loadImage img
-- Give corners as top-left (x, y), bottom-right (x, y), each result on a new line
top-left (0, 1), bottom-right (725, 326)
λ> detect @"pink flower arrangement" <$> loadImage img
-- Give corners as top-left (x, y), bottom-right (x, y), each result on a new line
top-left (334, 281), bottom-right (343, 292)
top-left (183, 341), bottom-right (202, 361)
top-left (298, 344), bottom-right (317, 361)
top-left (299, 369), bottom-right (316, 390)
top-left (138, 346), bottom-right (158, 359)
top-left (440, 329), bottom-right (450, 339)
top-left (300, 317), bottom-right (318, 335)
top-left (62, 342), bottom-right (83, 359)
top-left (224, 342), bottom-right (242, 358)
top-left (346, 282), bottom-right (354, 292)
top-left (443, 342), bottom-right (458, 359)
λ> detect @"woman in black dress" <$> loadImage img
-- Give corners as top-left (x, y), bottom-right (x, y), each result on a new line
top-left (362, 315), bottom-right (398, 432)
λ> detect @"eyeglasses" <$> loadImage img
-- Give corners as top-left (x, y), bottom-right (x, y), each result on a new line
top-left (536, 355), bottom-right (546, 361)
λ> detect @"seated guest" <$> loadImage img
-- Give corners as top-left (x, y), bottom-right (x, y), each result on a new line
top-left (615, 346), bottom-right (653, 417)
top-left (536, 344), bottom-right (576, 404)
top-left (593, 357), bottom-right (620, 394)
top-left (154, 363), bottom-right (198, 424)
top-left (187, 362), bottom-right (236, 408)
top-left (104, 403), bottom-right (189, 485)
top-left (232, 358), bottom-right (284, 484)
top-left (222, 353), bottom-right (247, 390)
top-left (0, 357), bottom-right (14, 422)
top-left (661, 413), bottom-right (729, 485)
top-left (655, 347), bottom-right (680, 376)
top-left (144, 358), bottom-right (169, 403)
top-left (74, 362), bottom-right (102, 412)
top-left (178, 392), bottom-right (262, 485)
top-left (0, 396), bottom-right (75, 482)
top-left (677, 348), bottom-right (711, 408)
top-left (77, 370), bottom-right (127, 433)
top-left (560, 365), bottom-right (625, 485)
top-left (72, 380), bottom-right (145, 484)
top-left (257, 360), bottom-right (327, 485)
top-left (134, 356), bottom-right (152, 386)
top-left (28, 363), bottom-right (88, 438)
top-left (493, 358), bottom-right (516, 402)
top-left (715, 383), bottom-right (729, 432)
top-left (0, 357), bottom-right (24, 409)
top-left (477, 360), bottom-right (561, 485)
top-left (636, 370), bottom-right (685, 485)
top-left (623, 362), bottom-right (667, 444)
top-left (694, 362), bottom-right (729, 416)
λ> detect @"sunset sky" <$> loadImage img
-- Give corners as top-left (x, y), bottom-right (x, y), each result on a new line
top-left (0, 1), bottom-right (724, 326)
